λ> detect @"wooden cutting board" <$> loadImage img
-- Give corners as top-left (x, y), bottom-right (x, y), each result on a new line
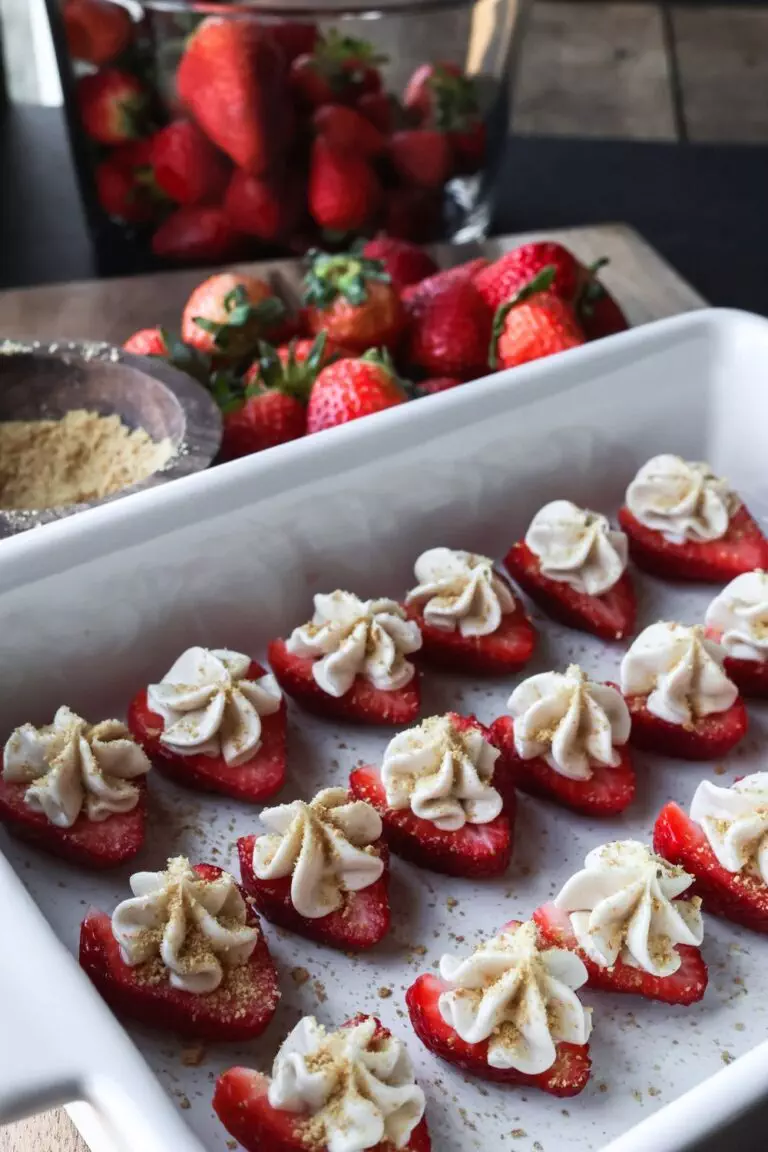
top-left (0, 222), bottom-right (704, 1152)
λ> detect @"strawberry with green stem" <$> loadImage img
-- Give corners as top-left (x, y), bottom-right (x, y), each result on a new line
top-left (181, 273), bottom-right (286, 361)
top-left (77, 69), bottom-right (149, 145)
top-left (576, 257), bottom-right (629, 340)
top-left (489, 267), bottom-right (585, 371)
top-left (308, 136), bottom-right (382, 235)
top-left (404, 62), bottom-right (486, 174)
top-left (290, 30), bottom-right (387, 109)
top-left (303, 248), bottom-right (404, 353)
top-left (306, 348), bottom-right (406, 434)
top-left (122, 326), bottom-right (211, 386)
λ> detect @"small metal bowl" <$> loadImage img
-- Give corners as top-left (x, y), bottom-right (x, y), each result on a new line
top-left (0, 340), bottom-right (222, 538)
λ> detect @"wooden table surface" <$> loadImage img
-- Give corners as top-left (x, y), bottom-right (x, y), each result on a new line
top-left (0, 222), bottom-right (704, 1152)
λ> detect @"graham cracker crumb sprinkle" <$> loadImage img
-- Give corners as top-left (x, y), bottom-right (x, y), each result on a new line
top-left (378, 986), bottom-right (393, 999)
top-left (180, 1043), bottom-right (206, 1067)
top-left (291, 967), bottom-right (311, 985)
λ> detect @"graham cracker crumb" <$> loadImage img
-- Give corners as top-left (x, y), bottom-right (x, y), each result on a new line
top-left (378, 986), bottom-right (393, 999)
top-left (180, 1043), bottom-right (206, 1067)
top-left (291, 967), bottom-right (311, 986)
top-left (178, 1095), bottom-right (191, 1111)
top-left (313, 980), bottom-right (327, 1003)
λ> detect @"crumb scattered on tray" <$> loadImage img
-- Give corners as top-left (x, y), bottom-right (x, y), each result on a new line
top-left (378, 986), bottom-right (393, 999)
top-left (181, 1043), bottom-right (206, 1067)
top-left (291, 966), bottom-right (311, 985)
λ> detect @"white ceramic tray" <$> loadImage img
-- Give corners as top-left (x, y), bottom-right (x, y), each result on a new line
top-left (3, 307), bottom-right (768, 1152)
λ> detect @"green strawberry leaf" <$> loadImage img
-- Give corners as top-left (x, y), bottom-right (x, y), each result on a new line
top-left (304, 249), bottom-right (391, 308)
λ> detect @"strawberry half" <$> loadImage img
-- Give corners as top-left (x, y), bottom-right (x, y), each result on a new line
top-left (504, 540), bottom-right (636, 641)
top-left (618, 504), bottom-right (768, 582)
top-left (533, 903), bottom-right (707, 1005)
top-left (0, 778), bottom-right (146, 868)
top-left (406, 960), bottom-right (591, 1096)
top-left (705, 626), bottom-right (768, 698)
top-left (268, 637), bottom-right (420, 725)
top-left (489, 715), bottom-right (635, 816)
top-left (654, 801), bottom-right (768, 933)
top-left (405, 600), bottom-right (536, 675)
top-left (624, 691), bottom-right (747, 760)
top-left (238, 834), bottom-right (390, 951)
top-left (126, 659), bottom-right (286, 802)
top-left (80, 865), bottom-right (280, 1040)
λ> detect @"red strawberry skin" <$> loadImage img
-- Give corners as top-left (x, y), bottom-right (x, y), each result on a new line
top-left (126, 661), bottom-right (287, 802)
top-left (224, 170), bottom-right (299, 242)
top-left (150, 119), bottom-right (230, 206)
top-left (0, 777), bottom-right (146, 869)
top-left (269, 20), bottom-right (319, 64)
top-left (492, 292), bottom-right (585, 370)
top-left (389, 130), bottom-right (452, 189)
top-left (403, 61), bottom-right (463, 122)
top-left (177, 17), bottom-right (291, 174)
top-left (308, 137), bottom-right (381, 232)
top-left (474, 243), bottom-right (585, 312)
top-left (123, 327), bottom-right (168, 357)
top-left (221, 391), bottom-right (306, 460)
top-left (306, 281), bottom-right (404, 357)
top-left (362, 235), bottom-right (438, 291)
top-left (313, 103), bottom-right (386, 158)
top-left (618, 504), bottom-right (768, 582)
top-left (268, 637), bottom-right (420, 725)
top-left (418, 377), bottom-right (463, 395)
top-left (181, 271), bottom-right (277, 358)
top-left (95, 141), bottom-right (160, 224)
top-left (490, 714), bottom-right (635, 816)
top-left (238, 833), bottom-right (391, 951)
top-left (580, 289), bottom-right (628, 341)
top-left (504, 539), bottom-right (637, 641)
top-left (625, 692), bottom-right (747, 761)
top-left (405, 600), bottom-right (536, 675)
top-left (80, 868), bottom-right (280, 1040)
top-left (77, 69), bottom-right (147, 145)
top-left (533, 902), bottom-right (708, 1005)
top-left (64, 0), bottom-right (133, 66)
top-left (406, 280), bottom-right (492, 378)
top-left (406, 966), bottom-right (591, 1095)
top-left (349, 762), bottom-right (513, 878)
top-left (654, 801), bottom-right (768, 933)
top-left (402, 258), bottom-right (489, 311)
top-left (151, 206), bottom-right (241, 263)
top-left (705, 631), bottom-right (768, 699)
top-left (385, 187), bottom-right (442, 243)
top-left (357, 91), bottom-right (395, 133)
top-left (306, 357), bottom-right (405, 433)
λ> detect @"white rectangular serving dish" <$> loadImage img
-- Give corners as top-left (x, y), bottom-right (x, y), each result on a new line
top-left (3, 307), bottom-right (768, 1152)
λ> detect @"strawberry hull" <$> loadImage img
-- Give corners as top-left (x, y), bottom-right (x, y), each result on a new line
top-left (504, 541), bottom-right (636, 641)
top-left (490, 715), bottom-right (635, 816)
top-left (268, 637), bottom-right (420, 725)
top-left (654, 802), bottom-right (768, 934)
top-left (80, 867), bottom-right (280, 1041)
top-left (405, 603), bottom-right (536, 676)
top-left (533, 903), bottom-right (708, 1005)
top-left (238, 833), bottom-right (391, 951)
top-left (0, 777), bottom-right (146, 868)
top-left (625, 693), bottom-right (747, 760)
top-left (618, 504), bottom-right (768, 582)
top-left (406, 972), bottom-right (591, 1096)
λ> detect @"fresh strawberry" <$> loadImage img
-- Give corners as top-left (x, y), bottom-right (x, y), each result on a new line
top-left (181, 272), bottom-right (285, 359)
top-left (214, 1038), bottom-right (432, 1152)
top-left (80, 867), bottom-right (280, 1040)
top-left (223, 169), bottom-right (300, 243)
top-left (238, 833), bottom-right (391, 950)
top-left (307, 351), bottom-right (406, 434)
top-left (576, 261), bottom-right (629, 340)
top-left (490, 269), bottom-right (585, 370)
top-left (405, 598), bottom-right (536, 675)
top-left (654, 801), bottom-right (768, 933)
top-left (303, 248), bottom-right (404, 353)
top-left (490, 714), bottom-right (635, 816)
top-left (77, 69), bottom-right (148, 145)
top-left (704, 625), bottom-right (768, 698)
top-left (404, 64), bottom-right (486, 174)
top-left (151, 206), bottom-right (242, 263)
top-left (290, 30), bottom-right (386, 109)
top-left (389, 129), bottom-right (452, 189)
top-left (533, 902), bottom-right (708, 1005)
top-left (406, 925), bottom-right (592, 1096)
top-left (624, 691), bottom-right (747, 760)
top-left (417, 376), bottom-right (464, 395)
top-left (268, 635), bottom-right (419, 724)
top-left (362, 235), bottom-right (437, 290)
top-left (123, 327), bottom-right (169, 357)
top-left (406, 279), bottom-right (492, 378)
top-left (268, 20), bottom-right (319, 64)
top-left (308, 137), bottom-right (381, 233)
top-left (149, 119), bottom-right (230, 206)
top-left (122, 326), bottom-right (211, 385)
top-left (401, 257), bottom-right (489, 310)
top-left (385, 187), bottom-right (443, 243)
top-left (313, 103), bottom-right (385, 157)
top-left (450, 122), bottom-right (487, 175)
top-left (618, 504), bottom-right (768, 582)
top-left (403, 61), bottom-right (463, 122)
top-left (95, 140), bottom-right (163, 223)
top-left (357, 90), bottom-right (395, 133)
top-left (0, 778), bottom-right (146, 869)
top-left (219, 389), bottom-right (306, 461)
top-left (63, 0), bottom-right (133, 65)
top-left (274, 335), bottom-right (350, 369)
top-left (243, 333), bottom-right (336, 391)
top-left (127, 660), bottom-right (287, 801)
top-left (474, 242), bottom-right (586, 312)
top-left (349, 765), bottom-right (514, 878)
top-left (177, 16), bottom-right (292, 174)
top-left (503, 539), bottom-right (637, 641)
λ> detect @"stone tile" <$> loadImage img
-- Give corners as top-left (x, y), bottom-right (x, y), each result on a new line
top-left (511, 1), bottom-right (676, 139)
top-left (672, 5), bottom-right (768, 142)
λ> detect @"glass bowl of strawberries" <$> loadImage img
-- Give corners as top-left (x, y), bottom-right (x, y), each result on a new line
top-left (53, 0), bottom-right (524, 269)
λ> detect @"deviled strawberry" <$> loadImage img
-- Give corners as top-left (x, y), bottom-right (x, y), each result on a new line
top-left (534, 840), bottom-right (707, 1004)
top-left (620, 622), bottom-right (747, 759)
top-left (406, 919), bottom-right (593, 1095)
top-left (654, 774), bottom-right (768, 933)
top-left (127, 647), bottom-right (286, 802)
top-left (268, 591), bottom-right (422, 725)
top-left (504, 500), bottom-right (636, 640)
top-left (404, 547), bottom-right (536, 674)
top-left (214, 1015), bottom-right (431, 1152)
top-left (0, 706), bottom-right (150, 867)
top-left (350, 712), bottom-right (515, 877)
top-left (490, 665), bottom-right (635, 816)
top-left (619, 454), bottom-right (768, 581)
top-left (238, 786), bottom-right (390, 950)
top-left (705, 570), bottom-right (768, 697)
top-left (80, 856), bottom-right (280, 1040)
